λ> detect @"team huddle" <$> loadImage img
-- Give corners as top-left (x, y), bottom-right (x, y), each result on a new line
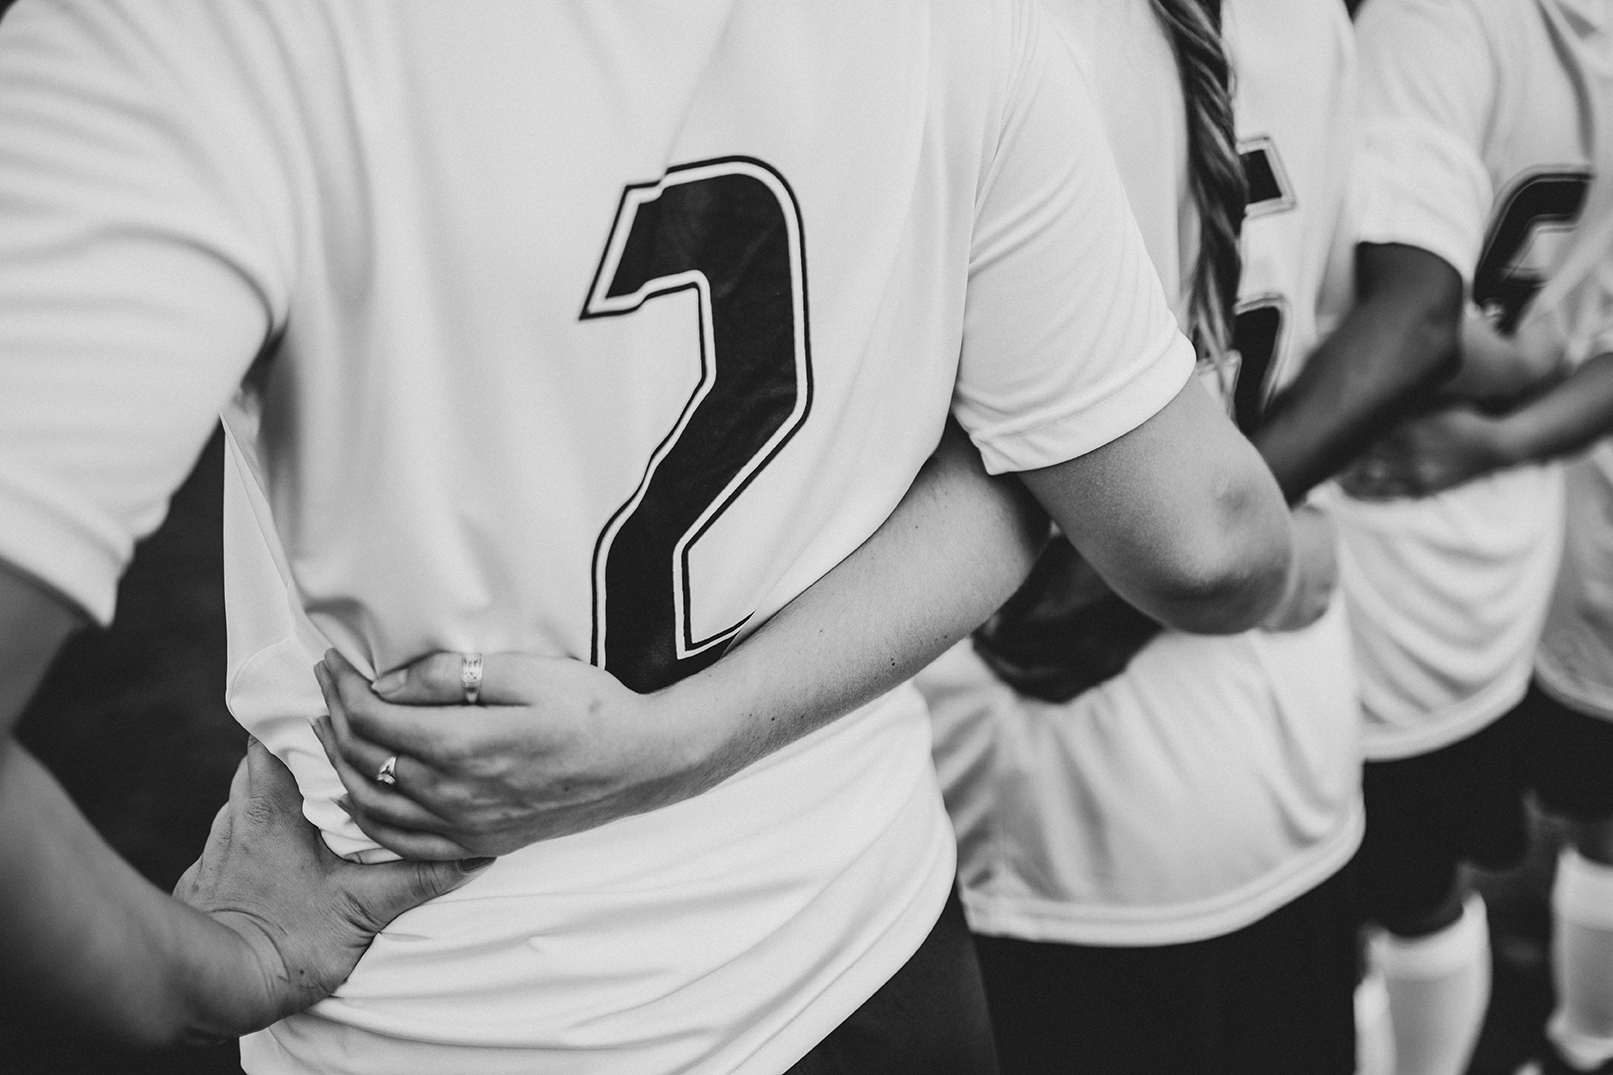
top-left (0, 0), bottom-right (1611, 1074)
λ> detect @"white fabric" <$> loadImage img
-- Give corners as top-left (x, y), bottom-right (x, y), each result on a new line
top-left (1322, 0), bottom-right (1613, 760)
top-left (1537, 443), bottom-right (1613, 721)
top-left (1355, 968), bottom-right (1398, 1075)
top-left (1372, 894), bottom-right (1492, 1075)
top-left (1549, 850), bottom-right (1613, 1070)
top-left (921, 0), bottom-right (1363, 948)
top-left (0, 2), bottom-right (1193, 1073)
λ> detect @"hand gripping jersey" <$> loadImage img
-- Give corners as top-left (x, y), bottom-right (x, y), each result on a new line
top-left (1327, 0), bottom-right (1613, 760)
top-left (0, 2), bottom-right (1193, 1073)
top-left (918, 0), bottom-right (1363, 948)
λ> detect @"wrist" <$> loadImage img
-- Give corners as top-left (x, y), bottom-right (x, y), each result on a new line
top-left (163, 907), bottom-right (282, 1046)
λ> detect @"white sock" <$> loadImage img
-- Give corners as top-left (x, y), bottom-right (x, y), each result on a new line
top-left (1371, 893), bottom-right (1491, 1075)
top-left (1356, 962), bottom-right (1397, 1075)
top-left (1548, 849), bottom-right (1613, 1071)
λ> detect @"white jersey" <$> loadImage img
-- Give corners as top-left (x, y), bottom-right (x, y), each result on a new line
top-left (1327, 0), bottom-right (1613, 760)
top-left (919, 0), bottom-right (1362, 948)
top-left (0, 2), bottom-right (1192, 1073)
top-left (1537, 442), bottom-right (1613, 720)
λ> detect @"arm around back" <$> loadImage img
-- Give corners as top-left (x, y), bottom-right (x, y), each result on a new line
top-left (1020, 376), bottom-right (1293, 635)
top-left (1254, 242), bottom-right (1464, 502)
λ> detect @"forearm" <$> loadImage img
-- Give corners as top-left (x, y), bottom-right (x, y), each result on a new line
top-left (1255, 244), bottom-right (1463, 501)
top-left (0, 563), bottom-right (251, 1047)
top-left (658, 422), bottom-right (1045, 773)
top-left (1489, 351), bottom-right (1613, 466)
top-left (0, 737), bottom-right (253, 1048)
top-left (1441, 310), bottom-right (1564, 408)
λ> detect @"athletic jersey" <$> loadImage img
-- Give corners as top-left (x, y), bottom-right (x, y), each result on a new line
top-left (1323, 0), bottom-right (1613, 760)
top-left (918, 0), bottom-right (1363, 948)
top-left (1537, 441), bottom-right (1613, 721)
top-left (0, 2), bottom-right (1194, 1073)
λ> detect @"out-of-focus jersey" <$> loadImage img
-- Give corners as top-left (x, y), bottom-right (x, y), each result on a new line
top-left (920, 0), bottom-right (1363, 948)
top-left (1324, 0), bottom-right (1613, 760)
top-left (0, 2), bottom-right (1194, 1072)
top-left (1538, 442), bottom-right (1613, 721)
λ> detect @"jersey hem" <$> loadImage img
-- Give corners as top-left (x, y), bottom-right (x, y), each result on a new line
top-left (1534, 660), bottom-right (1613, 723)
top-left (1361, 660), bottom-right (1533, 760)
top-left (960, 800), bottom-right (1364, 948)
top-left (0, 461), bottom-right (128, 624)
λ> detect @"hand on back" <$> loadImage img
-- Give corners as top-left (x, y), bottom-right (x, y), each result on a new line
top-left (170, 738), bottom-right (486, 1040)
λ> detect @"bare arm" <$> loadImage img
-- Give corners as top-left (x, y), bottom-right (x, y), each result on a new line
top-left (1021, 377), bottom-right (1293, 634)
top-left (1254, 243), bottom-right (1464, 502)
top-left (318, 376), bottom-right (1295, 858)
top-left (0, 563), bottom-right (479, 1046)
top-left (1342, 350), bottom-right (1613, 499)
top-left (1440, 309), bottom-right (1567, 409)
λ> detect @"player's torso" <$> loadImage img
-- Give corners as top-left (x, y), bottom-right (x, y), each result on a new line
top-left (1329, 0), bottom-right (1605, 756)
top-left (925, 0), bottom-right (1362, 947)
top-left (205, 4), bottom-right (1000, 1070)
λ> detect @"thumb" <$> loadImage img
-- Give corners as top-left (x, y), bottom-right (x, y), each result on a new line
top-left (335, 857), bottom-right (497, 929)
top-left (243, 736), bottom-right (306, 819)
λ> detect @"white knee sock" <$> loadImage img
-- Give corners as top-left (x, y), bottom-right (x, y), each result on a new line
top-left (1549, 849), bottom-right (1613, 1071)
top-left (1356, 962), bottom-right (1397, 1075)
top-left (1371, 894), bottom-right (1491, 1075)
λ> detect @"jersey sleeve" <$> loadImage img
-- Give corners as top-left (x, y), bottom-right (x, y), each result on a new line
top-left (951, 0), bottom-right (1194, 476)
top-left (1351, 0), bottom-right (1496, 285)
top-left (0, 0), bottom-right (289, 623)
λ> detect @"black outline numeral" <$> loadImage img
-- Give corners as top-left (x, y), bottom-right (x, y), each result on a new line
top-left (581, 157), bottom-right (813, 693)
top-left (1474, 170), bottom-right (1591, 333)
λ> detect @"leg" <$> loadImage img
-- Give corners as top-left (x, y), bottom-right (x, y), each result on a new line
top-left (1361, 716), bottom-right (1529, 1075)
top-left (1527, 685), bottom-right (1613, 1072)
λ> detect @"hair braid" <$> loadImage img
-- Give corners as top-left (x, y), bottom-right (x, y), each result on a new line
top-left (1148, 0), bottom-right (1246, 368)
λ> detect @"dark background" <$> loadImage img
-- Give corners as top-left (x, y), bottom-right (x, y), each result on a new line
top-left (0, 0), bottom-right (1565, 1072)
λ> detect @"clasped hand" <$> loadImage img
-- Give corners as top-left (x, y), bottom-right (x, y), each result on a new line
top-left (312, 650), bottom-right (700, 860)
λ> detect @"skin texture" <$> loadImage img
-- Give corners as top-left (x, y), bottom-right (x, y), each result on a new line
top-left (0, 561), bottom-right (483, 1047)
top-left (1253, 243), bottom-right (1465, 503)
top-left (1342, 350), bottom-right (1613, 499)
top-left (322, 378), bottom-right (1295, 860)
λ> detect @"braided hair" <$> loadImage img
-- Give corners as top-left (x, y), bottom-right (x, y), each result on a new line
top-left (1148, 0), bottom-right (1246, 369)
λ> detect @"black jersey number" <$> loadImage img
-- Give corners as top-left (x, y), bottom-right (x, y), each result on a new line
top-left (581, 158), bottom-right (813, 694)
top-left (1474, 170), bottom-right (1591, 333)
top-left (1230, 296), bottom-right (1287, 434)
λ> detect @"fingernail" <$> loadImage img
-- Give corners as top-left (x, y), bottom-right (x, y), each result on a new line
top-left (373, 670), bottom-right (406, 695)
top-left (459, 857), bottom-right (496, 873)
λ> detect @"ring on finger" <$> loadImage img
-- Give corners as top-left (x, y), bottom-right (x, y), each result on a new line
top-left (461, 652), bottom-right (483, 705)
top-left (375, 753), bottom-right (399, 787)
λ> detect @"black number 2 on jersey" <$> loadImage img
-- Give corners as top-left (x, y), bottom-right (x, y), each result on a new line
top-left (581, 158), bottom-right (813, 693)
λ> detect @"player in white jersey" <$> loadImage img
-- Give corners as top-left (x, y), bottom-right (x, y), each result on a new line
top-left (1275, 1), bottom-right (1613, 1073)
top-left (0, 1), bottom-right (1300, 1070)
top-left (901, 0), bottom-right (1367, 1070)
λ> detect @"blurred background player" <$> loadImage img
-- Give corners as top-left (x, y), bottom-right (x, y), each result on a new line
top-left (909, 0), bottom-right (1365, 1072)
top-left (1300, 0), bottom-right (1613, 1073)
top-left (0, 1), bottom-right (1297, 1072)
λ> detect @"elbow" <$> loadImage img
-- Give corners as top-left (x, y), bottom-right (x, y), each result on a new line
top-left (1141, 472), bottom-right (1293, 635)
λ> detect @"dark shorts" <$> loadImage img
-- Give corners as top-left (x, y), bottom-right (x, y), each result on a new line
top-left (1360, 681), bottom-right (1613, 928)
top-left (786, 889), bottom-right (999, 1075)
top-left (971, 862), bottom-right (1359, 1075)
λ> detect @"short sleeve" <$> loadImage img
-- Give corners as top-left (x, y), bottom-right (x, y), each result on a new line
top-left (0, 1), bottom-right (287, 622)
top-left (952, 0), bottom-right (1193, 476)
top-left (1352, 0), bottom-right (1496, 285)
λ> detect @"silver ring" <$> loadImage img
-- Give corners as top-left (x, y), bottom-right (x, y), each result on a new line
top-left (461, 652), bottom-right (483, 705)
top-left (375, 754), bottom-right (398, 787)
